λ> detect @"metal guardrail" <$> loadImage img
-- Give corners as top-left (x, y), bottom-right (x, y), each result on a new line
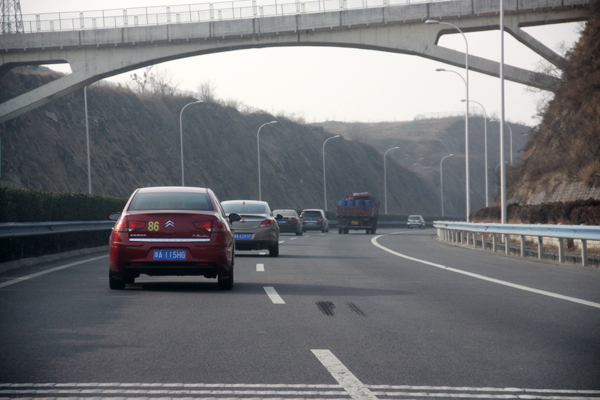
top-left (433, 221), bottom-right (600, 267)
top-left (433, 221), bottom-right (600, 241)
top-left (9, 0), bottom-right (590, 34)
top-left (0, 221), bottom-right (115, 238)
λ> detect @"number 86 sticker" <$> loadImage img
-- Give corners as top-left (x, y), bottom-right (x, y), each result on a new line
top-left (148, 221), bottom-right (160, 231)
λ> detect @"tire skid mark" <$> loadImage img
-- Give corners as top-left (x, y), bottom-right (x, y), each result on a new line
top-left (316, 301), bottom-right (336, 316)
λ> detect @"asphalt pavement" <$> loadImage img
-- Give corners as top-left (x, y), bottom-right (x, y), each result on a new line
top-left (1, 228), bottom-right (599, 400)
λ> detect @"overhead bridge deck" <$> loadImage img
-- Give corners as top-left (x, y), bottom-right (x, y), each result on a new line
top-left (0, 0), bottom-right (591, 122)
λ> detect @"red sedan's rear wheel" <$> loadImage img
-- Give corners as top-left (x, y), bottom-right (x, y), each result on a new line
top-left (109, 270), bottom-right (125, 290)
top-left (218, 268), bottom-right (234, 290)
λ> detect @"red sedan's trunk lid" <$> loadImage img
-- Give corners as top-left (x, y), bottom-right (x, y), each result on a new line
top-left (125, 211), bottom-right (215, 240)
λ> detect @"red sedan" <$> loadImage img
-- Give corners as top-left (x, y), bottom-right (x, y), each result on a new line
top-left (108, 186), bottom-right (241, 290)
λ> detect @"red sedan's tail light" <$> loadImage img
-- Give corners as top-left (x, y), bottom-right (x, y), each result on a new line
top-left (194, 218), bottom-right (227, 233)
top-left (260, 219), bottom-right (274, 227)
top-left (212, 220), bottom-right (226, 232)
top-left (129, 221), bottom-right (146, 230)
top-left (114, 219), bottom-right (128, 232)
top-left (194, 221), bottom-right (212, 230)
top-left (113, 219), bottom-right (145, 232)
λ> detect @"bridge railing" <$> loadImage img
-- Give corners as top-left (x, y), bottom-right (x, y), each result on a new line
top-left (434, 221), bottom-right (600, 267)
top-left (14, 0), bottom-right (589, 34)
top-left (17, 0), bottom-right (416, 33)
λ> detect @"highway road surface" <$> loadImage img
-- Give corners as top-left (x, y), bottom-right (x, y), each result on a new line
top-left (1, 228), bottom-right (599, 400)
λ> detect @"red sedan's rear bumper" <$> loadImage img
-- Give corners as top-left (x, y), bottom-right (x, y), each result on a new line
top-left (109, 235), bottom-right (234, 279)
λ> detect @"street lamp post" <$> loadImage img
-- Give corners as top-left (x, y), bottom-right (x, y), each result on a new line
top-left (84, 86), bottom-right (91, 194)
top-left (426, 19), bottom-right (470, 221)
top-left (463, 99), bottom-right (488, 207)
top-left (436, 68), bottom-right (470, 220)
top-left (440, 153), bottom-right (454, 217)
top-left (257, 121), bottom-right (277, 201)
top-left (179, 100), bottom-right (203, 186)
top-left (323, 135), bottom-right (341, 211)
top-left (495, 162), bottom-right (508, 193)
top-left (499, 0), bottom-right (507, 224)
top-left (507, 123), bottom-right (513, 164)
top-left (384, 146), bottom-right (400, 215)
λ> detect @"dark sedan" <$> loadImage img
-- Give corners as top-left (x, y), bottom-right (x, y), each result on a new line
top-left (273, 209), bottom-right (303, 236)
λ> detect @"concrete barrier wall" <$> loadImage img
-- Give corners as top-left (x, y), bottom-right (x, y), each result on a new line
top-left (342, 8), bottom-right (385, 25)
top-left (384, 4), bottom-right (428, 21)
top-left (429, 0), bottom-right (472, 18)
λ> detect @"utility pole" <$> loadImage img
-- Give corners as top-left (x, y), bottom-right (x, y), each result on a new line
top-left (1, 0), bottom-right (24, 34)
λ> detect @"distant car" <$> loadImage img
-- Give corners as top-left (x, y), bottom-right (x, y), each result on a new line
top-left (407, 215), bottom-right (426, 229)
top-left (221, 200), bottom-right (281, 257)
top-left (300, 209), bottom-right (329, 233)
top-left (273, 209), bottom-right (303, 236)
top-left (108, 186), bottom-right (241, 290)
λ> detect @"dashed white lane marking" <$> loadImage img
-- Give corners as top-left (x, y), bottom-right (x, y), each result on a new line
top-left (259, 252), bottom-right (267, 255)
top-left (264, 286), bottom-right (285, 304)
top-left (290, 237), bottom-right (297, 240)
top-left (0, 255), bottom-right (108, 289)
top-left (256, 263), bottom-right (265, 272)
top-left (372, 235), bottom-right (600, 310)
top-left (279, 240), bottom-right (285, 243)
top-left (312, 349), bottom-right (379, 400)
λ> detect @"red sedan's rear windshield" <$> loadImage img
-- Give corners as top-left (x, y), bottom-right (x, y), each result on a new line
top-left (128, 192), bottom-right (214, 211)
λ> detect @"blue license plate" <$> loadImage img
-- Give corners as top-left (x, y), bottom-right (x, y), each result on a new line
top-left (234, 233), bottom-right (252, 240)
top-left (279, 220), bottom-right (287, 224)
top-left (307, 221), bottom-right (316, 225)
top-left (153, 250), bottom-right (186, 260)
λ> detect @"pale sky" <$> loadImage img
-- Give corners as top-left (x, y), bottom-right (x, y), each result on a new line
top-left (20, 0), bottom-right (584, 125)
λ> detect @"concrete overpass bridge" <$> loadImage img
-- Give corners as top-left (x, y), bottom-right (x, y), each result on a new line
top-left (0, 0), bottom-right (591, 123)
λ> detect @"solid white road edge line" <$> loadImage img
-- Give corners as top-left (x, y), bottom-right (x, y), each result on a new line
top-left (312, 349), bottom-right (379, 400)
top-left (371, 235), bottom-right (600, 310)
top-left (256, 263), bottom-right (265, 272)
top-left (0, 255), bottom-right (108, 289)
top-left (264, 286), bottom-right (285, 304)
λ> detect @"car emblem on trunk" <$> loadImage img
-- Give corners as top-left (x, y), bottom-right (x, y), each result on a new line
top-left (166, 220), bottom-right (175, 227)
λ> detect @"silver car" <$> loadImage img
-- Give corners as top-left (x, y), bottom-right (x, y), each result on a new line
top-left (407, 215), bottom-right (426, 229)
top-left (300, 209), bottom-right (329, 233)
top-left (221, 200), bottom-right (281, 257)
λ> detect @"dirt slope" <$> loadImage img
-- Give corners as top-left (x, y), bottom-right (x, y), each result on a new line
top-left (0, 71), bottom-right (438, 215)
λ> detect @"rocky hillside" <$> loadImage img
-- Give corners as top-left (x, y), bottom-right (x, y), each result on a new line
top-left (0, 70), bottom-right (439, 216)
top-left (507, 0), bottom-right (600, 205)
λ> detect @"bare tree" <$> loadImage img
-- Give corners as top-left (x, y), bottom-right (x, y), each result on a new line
top-left (126, 66), bottom-right (180, 95)
top-left (128, 66), bottom-right (154, 93)
top-left (150, 68), bottom-right (180, 96)
top-left (196, 79), bottom-right (218, 102)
